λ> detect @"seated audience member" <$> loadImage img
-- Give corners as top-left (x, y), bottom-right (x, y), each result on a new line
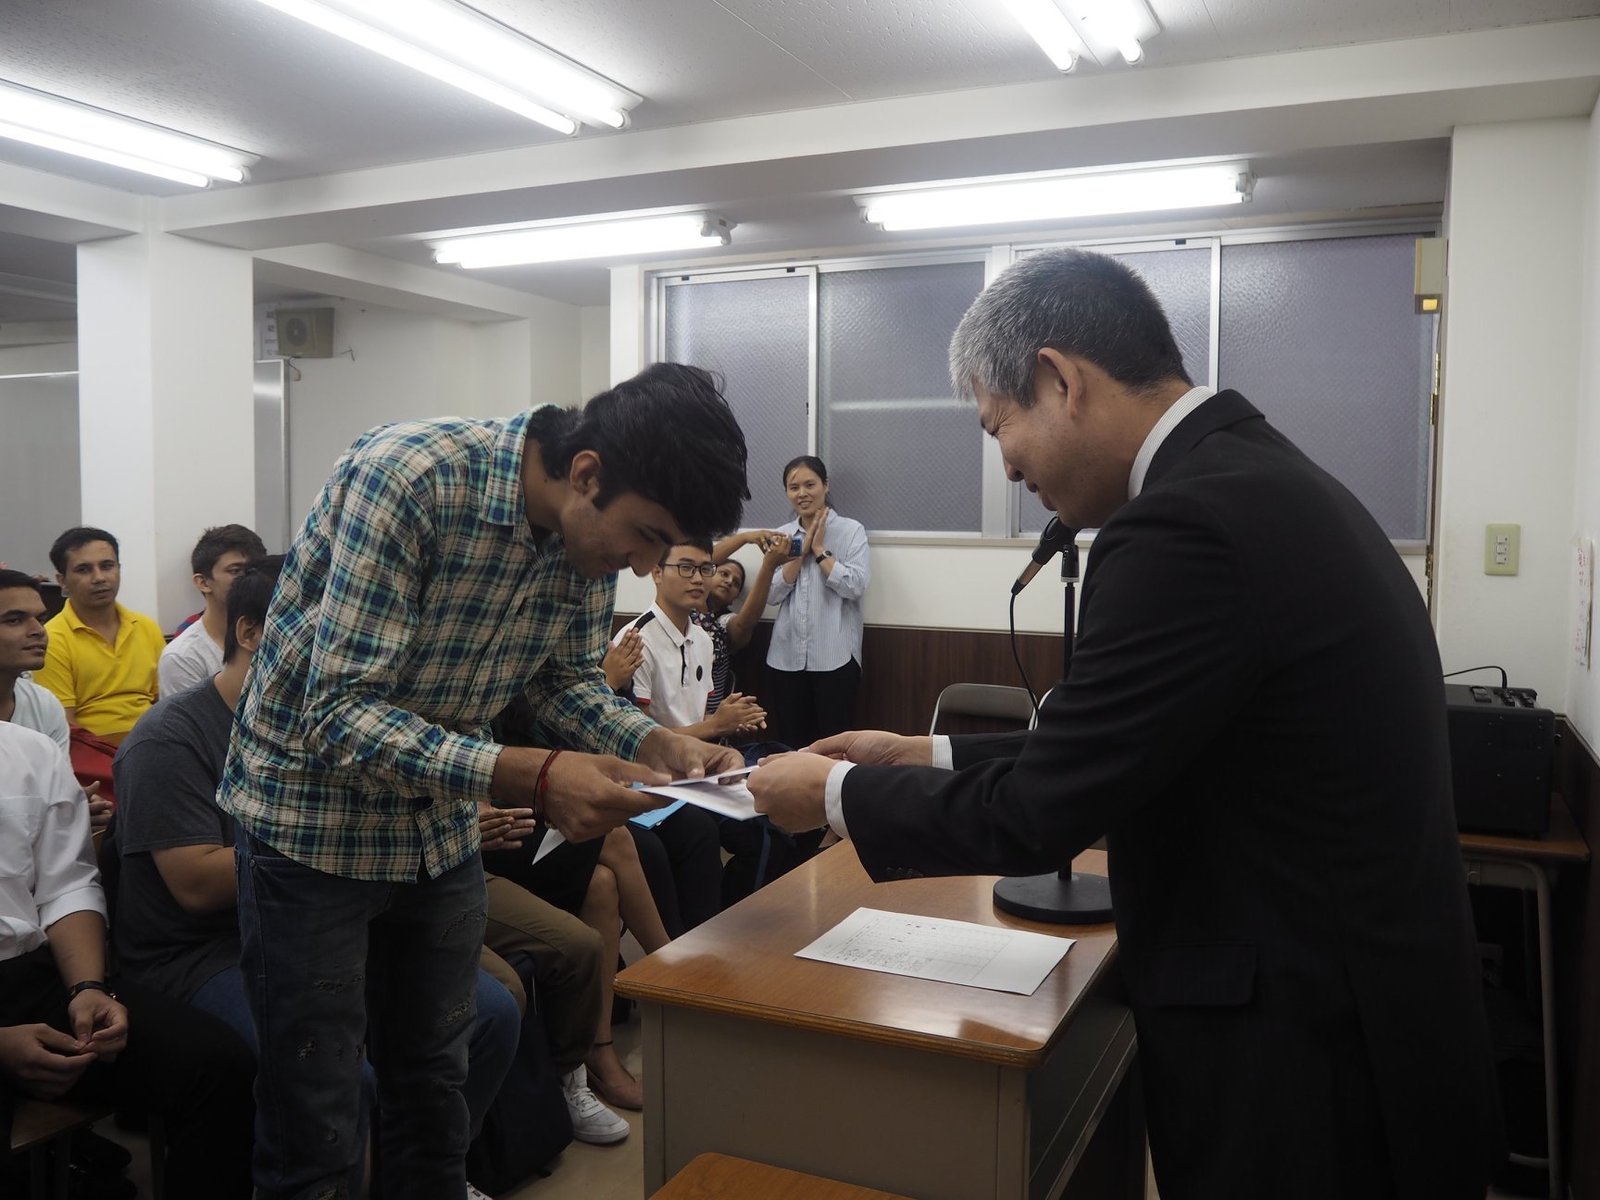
top-left (158, 524), bottom-right (267, 696)
top-left (0, 719), bottom-right (254, 1199)
top-left (702, 529), bottom-right (793, 714)
top-left (109, 558), bottom-right (520, 1167)
top-left (474, 801), bottom-right (632, 1145)
top-left (0, 568), bottom-right (114, 829)
top-left (614, 541), bottom-right (815, 908)
top-left (486, 695), bottom-right (677, 1114)
top-left (35, 527), bottom-right (164, 743)
top-left (0, 567), bottom-right (69, 754)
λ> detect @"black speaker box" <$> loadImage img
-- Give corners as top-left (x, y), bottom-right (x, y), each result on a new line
top-left (1445, 684), bottom-right (1554, 836)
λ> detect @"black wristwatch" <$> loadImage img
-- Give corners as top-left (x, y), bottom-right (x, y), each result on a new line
top-left (66, 980), bottom-right (116, 1001)
top-left (815, 550), bottom-right (833, 564)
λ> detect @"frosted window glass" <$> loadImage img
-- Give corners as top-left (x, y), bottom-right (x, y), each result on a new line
top-left (818, 261), bottom-right (986, 532)
top-left (1218, 235), bottom-right (1433, 540)
top-left (662, 274), bottom-right (810, 525)
top-left (1020, 245), bottom-right (1212, 533)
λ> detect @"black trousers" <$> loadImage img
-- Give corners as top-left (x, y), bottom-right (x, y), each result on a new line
top-left (765, 658), bottom-right (861, 750)
top-left (630, 805), bottom-right (722, 937)
top-left (0, 945), bottom-right (256, 1199)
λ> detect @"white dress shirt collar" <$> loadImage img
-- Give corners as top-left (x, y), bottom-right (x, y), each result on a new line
top-left (1128, 385), bottom-right (1216, 500)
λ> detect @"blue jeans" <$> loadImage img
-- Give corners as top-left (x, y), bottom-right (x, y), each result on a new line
top-left (236, 832), bottom-right (489, 1200)
top-left (191, 962), bottom-right (518, 1140)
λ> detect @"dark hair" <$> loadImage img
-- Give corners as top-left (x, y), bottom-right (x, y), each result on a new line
top-left (530, 362), bottom-right (750, 539)
top-left (49, 527), bottom-right (119, 573)
top-left (191, 524), bottom-right (268, 577)
top-left (948, 248), bottom-right (1191, 406)
top-left (661, 536), bottom-right (714, 561)
top-left (223, 555), bottom-right (285, 665)
top-left (0, 569), bottom-right (43, 599)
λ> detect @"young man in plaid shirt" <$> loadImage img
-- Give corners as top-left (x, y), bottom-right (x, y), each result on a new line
top-left (220, 363), bottom-right (748, 1200)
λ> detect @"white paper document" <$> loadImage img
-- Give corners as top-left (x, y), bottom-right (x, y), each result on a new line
top-left (637, 779), bottom-right (757, 820)
top-left (795, 907), bottom-right (1074, 995)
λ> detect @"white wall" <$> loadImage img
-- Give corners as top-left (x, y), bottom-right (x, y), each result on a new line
top-left (282, 296), bottom-right (580, 520)
top-left (1435, 118), bottom-right (1589, 703)
top-left (1565, 95), bottom-right (1600, 746)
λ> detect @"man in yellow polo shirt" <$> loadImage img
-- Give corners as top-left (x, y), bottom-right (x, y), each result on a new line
top-left (35, 527), bottom-right (164, 743)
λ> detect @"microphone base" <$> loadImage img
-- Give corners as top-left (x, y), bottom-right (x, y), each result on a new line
top-left (993, 871), bottom-right (1113, 925)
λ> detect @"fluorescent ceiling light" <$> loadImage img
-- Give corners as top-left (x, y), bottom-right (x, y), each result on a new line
top-left (0, 81), bottom-right (253, 186)
top-left (435, 213), bottom-right (733, 268)
top-left (860, 163), bottom-right (1253, 232)
top-left (1055, 0), bottom-right (1159, 67)
top-left (253, 0), bottom-right (641, 134)
top-left (995, 0), bottom-right (1087, 71)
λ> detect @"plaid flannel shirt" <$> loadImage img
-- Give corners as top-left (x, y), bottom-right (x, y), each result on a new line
top-left (218, 409), bottom-right (657, 881)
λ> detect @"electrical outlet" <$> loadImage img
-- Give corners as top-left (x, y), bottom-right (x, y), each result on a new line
top-left (1484, 523), bottom-right (1520, 576)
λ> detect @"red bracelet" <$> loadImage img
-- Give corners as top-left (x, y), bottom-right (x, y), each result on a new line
top-left (533, 750), bottom-right (563, 822)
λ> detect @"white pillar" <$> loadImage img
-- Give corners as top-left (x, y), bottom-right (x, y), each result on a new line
top-left (609, 264), bottom-right (647, 386)
top-left (1434, 118), bottom-right (1588, 702)
top-left (76, 232), bottom-right (255, 627)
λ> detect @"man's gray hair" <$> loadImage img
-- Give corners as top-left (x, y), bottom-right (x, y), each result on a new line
top-left (948, 248), bottom-right (1191, 407)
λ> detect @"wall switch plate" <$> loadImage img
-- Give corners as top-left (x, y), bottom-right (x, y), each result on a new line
top-left (1485, 523), bottom-right (1520, 576)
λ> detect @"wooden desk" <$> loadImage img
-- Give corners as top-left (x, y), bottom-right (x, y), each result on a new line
top-left (651, 1152), bottom-right (916, 1199)
top-left (1459, 796), bottom-right (1590, 1200)
top-left (617, 843), bottom-right (1140, 1200)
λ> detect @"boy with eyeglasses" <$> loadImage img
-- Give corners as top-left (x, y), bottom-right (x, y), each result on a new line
top-left (611, 539), bottom-right (765, 741)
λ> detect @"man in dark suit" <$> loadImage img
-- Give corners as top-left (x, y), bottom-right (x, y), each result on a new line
top-left (749, 248), bottom-right (1501, 1199)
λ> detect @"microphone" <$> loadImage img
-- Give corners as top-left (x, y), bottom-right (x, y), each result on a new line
top-left (1011, 517), bottom-right (1076, 596)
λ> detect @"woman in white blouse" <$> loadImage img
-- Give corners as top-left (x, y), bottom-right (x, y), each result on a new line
top-left (764, 455), bottom-right (870, 748)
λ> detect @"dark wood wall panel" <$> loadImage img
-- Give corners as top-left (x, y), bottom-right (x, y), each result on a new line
top-left (730, 621), bottom-right (1066, 737)
top-left (1554, 721), bottom-right (1600, 1200)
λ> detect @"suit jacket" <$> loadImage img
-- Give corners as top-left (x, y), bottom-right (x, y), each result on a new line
top-left (844, 392), bottom-right (1501, 1199)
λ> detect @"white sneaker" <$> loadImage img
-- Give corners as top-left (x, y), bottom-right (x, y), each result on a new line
top-left (561, 1065), bottom-right (631, 1144)
top-left (466, 1184), bottom-right (495, 1199)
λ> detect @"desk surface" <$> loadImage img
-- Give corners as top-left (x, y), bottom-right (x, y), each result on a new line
top-left (1459, 794), bottom-right (1590, 864)
top-left (616, 842), bottom-right (1117, 1070)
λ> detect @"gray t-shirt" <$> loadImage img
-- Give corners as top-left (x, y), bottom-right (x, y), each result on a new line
top-left (111, 680), bottom-right (238, 1001)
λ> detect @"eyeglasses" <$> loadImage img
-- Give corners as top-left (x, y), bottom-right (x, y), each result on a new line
top-left (663, 560), bottom-right (716, 579)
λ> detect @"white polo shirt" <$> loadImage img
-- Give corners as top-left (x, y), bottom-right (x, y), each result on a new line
top-left (614, 604), bottom-right (715, 730)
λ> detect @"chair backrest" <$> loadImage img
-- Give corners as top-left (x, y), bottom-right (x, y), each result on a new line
top-left (928, 683), bottom-right (1036, 736)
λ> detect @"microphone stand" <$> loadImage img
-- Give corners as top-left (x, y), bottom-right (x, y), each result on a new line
top-left (992, 535), bottom-right (1115, 924)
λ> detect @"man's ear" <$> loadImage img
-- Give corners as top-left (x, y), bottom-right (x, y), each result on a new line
top-left (1035, 347), bottom-right (1088, 418)
top-left (568, 449), bottom-right (603, 499)
top-left (194, 572), bottom-right (213, 597)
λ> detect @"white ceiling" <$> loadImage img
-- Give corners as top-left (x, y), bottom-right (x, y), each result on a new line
top-left (0, 0), bottom-right (1597, 313)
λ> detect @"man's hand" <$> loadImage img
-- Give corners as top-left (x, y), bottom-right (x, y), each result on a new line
top-left (82, 781), bottom-right (114, 829)
top-left (638, 727), bottom-right (742, 779)
top-left (477, 800), bottom-right (538, 852)
top-left (603, 629), bottom-right (644, 692)
top-left (540, 752), bottom-right (673, 843)
top-left (748, 752), bottom-right (835, 833)
top-left (711, 693), bottom-right (767, 736)
top-left (0, 1024), bottom-right (96, 1099)
top-left (67, 990), bottom-right (127, 1059)
top-left (807, 730), bottom-right (933, 767)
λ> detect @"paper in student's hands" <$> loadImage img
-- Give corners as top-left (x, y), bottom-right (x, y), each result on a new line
top-left (664, 765), bottom-right (756, 787)
top-left (532, 827), bottom-right (565, 863)
top-left (633, 772), bottom-right (758, 820)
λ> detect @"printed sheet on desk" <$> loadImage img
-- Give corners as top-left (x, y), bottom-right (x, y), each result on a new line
top-left (796, 906), bottom-right (1074, 995)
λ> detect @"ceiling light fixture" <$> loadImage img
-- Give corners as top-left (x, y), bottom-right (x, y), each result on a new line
top-left (999, 0), bottom-right (1159, 70)
top-left (0, 80), bottom-right (253, 187)
top-left (859, 162), bottom-right (1254, 232)
top-left (253, 0), bottom-right (641, 135)
top-left (995, 0), bottom-right (1088, 71)
top-left (434, 213), bottom-right (733, 268)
